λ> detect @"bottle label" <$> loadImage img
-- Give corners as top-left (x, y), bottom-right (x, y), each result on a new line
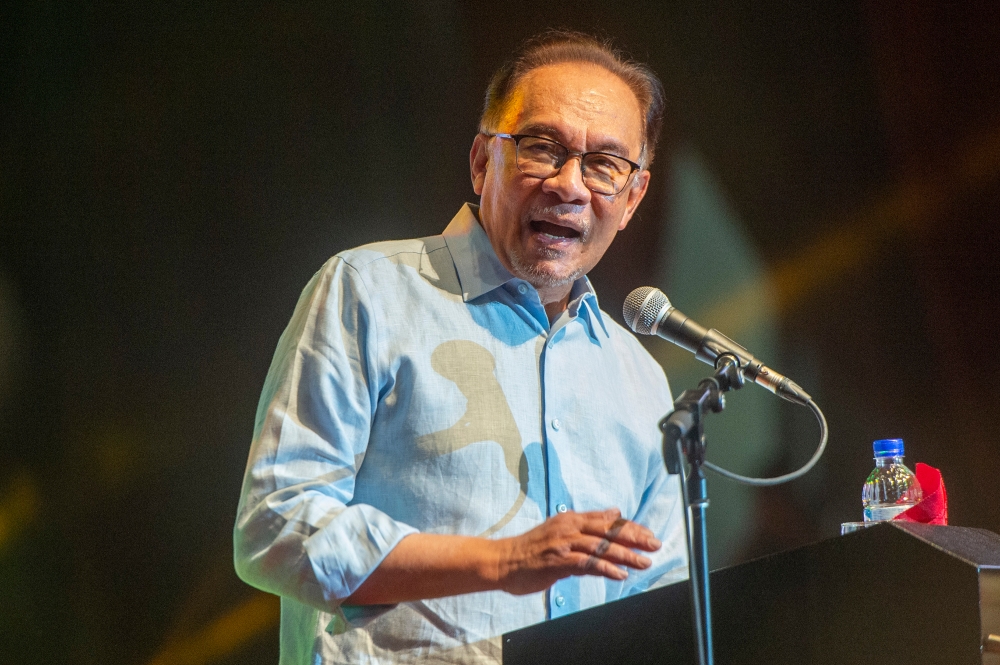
top-left (864, 504), bottom-right (913, 522)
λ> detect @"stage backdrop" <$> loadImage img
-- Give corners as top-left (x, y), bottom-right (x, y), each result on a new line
top-left (2, 1), bottom-right (999, 663)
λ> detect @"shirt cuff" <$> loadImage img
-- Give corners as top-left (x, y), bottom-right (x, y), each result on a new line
top-left (303, 503), bottom-right (420, 604)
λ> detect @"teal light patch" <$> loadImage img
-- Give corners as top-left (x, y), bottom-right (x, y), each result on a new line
top-left (657, 146), bottom-right (780, 567)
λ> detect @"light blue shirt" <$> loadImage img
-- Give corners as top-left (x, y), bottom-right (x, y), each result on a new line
top-left (234, 204), bottom-right (688, 664)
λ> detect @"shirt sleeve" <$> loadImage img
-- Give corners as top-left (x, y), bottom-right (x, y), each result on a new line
top-left (233, 257), bottom-right (419, 611)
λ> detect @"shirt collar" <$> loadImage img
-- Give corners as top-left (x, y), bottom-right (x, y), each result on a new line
top-left (442, 203), bottom-right (514, 302)
top-left (566, 276), bottom-right (610, 340)
top-left (442, 203), bottom-right (609, 339)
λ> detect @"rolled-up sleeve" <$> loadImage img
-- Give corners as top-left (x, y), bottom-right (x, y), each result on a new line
top-left (233, 257), bottom-right (419, 611)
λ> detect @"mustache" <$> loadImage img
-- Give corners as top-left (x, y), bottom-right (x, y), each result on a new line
top-left (527, 204), bottom-right (588, 219)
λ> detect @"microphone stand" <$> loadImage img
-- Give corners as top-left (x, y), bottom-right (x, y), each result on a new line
top-left (661, 354), bottom-right (744, 665)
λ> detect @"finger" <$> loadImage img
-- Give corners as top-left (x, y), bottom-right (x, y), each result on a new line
top-left (579, 516), bottom-right (660, 551)
top-left (608, 519), bottom-right (661, 552)
top-left (567, 552), bottom-right (628, 581)
top-left (575, 510), bottom-right (626, 535)
top-left (605, 517), bottom-right (627, 540)
top-left (572, 535), bottom-right (653, 569)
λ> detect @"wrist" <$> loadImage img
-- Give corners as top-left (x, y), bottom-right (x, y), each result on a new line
top-left (471, 537), bottom-right (506, 591)
top-left (483, 537), bottom-right (518, 593)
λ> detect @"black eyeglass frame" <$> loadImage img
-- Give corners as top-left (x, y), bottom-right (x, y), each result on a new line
top-left (484, 132), bottom-right (642, 195)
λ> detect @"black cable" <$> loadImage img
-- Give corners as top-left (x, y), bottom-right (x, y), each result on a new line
top-left (702, 399), bottom-right (828, 486)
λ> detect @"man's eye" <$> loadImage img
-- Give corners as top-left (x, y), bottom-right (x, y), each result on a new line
top-left (521, 140), bottom-right (562, 161)
top-left (585, 155), bottom-right (626, 175)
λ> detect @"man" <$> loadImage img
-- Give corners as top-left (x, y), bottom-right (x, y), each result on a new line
top-left (235, 31), bottom-right (687, 664)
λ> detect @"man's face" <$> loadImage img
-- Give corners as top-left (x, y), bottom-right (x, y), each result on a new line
top-left (471, 61), bottom-right (650, 299)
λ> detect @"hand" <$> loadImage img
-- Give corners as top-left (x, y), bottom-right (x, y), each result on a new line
top-left (495, 508), bottom-right (661, 596)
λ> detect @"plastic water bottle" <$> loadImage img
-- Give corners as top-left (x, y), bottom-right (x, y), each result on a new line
top-left (862, 438), bottom-right (922, 522)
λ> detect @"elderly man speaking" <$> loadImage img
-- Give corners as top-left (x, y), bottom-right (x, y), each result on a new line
top-left (235, 30), bottom-right (688, 664)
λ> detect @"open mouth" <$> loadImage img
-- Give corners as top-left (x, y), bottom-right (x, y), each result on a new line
top-left (530, 220), bottom-right (581, 239)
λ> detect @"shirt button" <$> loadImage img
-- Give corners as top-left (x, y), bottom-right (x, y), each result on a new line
top-left (551, 418), bottom-right (561, 431)
top-left (556, 503), bottom-right (568, 513)
top-left (554, 595), bottom-right (565, 607)
top-left (517, 283), bottom-right (528, 295)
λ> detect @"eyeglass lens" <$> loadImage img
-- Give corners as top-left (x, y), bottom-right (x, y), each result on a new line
top-left (515, 136), bottom-right (633, 195)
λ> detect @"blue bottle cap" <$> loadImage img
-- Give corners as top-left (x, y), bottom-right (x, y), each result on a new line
top-left (873, 438), bottom-right (905, 457)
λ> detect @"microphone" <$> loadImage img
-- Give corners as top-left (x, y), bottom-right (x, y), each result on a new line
top-left (623, 286), bottom-right (811, 405)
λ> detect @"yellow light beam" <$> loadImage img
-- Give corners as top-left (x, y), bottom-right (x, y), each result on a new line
top-left (0, 470), bottom-right (40, 553)
top-left (145, 592), bottom-right (279, 665)
top-left (698, 121), bottom-right (1000, 337)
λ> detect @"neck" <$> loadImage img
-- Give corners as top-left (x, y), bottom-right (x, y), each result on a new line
top-left (541, 291), bottom-right (572, 325)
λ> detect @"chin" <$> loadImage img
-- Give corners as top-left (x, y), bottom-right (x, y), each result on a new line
top-left (508, 249), bottom-right (584, 290)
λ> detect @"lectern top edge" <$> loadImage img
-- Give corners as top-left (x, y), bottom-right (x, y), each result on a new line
top-left (892, 522), bottom-right (1000, 569)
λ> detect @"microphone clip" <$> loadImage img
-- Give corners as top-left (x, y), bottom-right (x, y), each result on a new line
top-left (713, 353), bottom-right (745, 392)
top-left (660, 354), bottom-right (743, 472)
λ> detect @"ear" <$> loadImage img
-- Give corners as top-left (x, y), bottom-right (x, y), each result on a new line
top-left (617, 169), bottom-right (651, 231)
top-left (470, 134), bottom-right (490, 195)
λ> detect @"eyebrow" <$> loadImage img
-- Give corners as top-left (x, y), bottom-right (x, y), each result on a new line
top-left (516, 123), bottom-right (633, 159)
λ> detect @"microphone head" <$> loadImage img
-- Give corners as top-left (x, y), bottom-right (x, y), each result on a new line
top-left (623, 286), bottom-right (671, 335)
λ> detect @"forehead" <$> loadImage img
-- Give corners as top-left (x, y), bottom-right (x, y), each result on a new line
top-left (499, 61), bottom-right (644, 156)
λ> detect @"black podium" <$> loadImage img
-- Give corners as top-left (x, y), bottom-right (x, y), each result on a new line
top-left (503, 523), bottom-right (1000, 664)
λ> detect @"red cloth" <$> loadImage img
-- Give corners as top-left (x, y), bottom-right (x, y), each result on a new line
top-left (893, 463), bottom-right (948, 525)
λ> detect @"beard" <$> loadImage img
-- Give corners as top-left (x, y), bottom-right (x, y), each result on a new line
top-left (507, 204), bottom-right (593, 289)
top-left (507, 244), bottom-right (586, 290)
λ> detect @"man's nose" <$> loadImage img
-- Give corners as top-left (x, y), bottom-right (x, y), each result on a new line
top-left (541, 156), bottom-right (592, 203)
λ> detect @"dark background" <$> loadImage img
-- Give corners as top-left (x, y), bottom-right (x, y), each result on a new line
top-left (2, 1), bottom-right (999, 663)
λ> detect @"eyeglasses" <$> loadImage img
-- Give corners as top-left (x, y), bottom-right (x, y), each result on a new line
top-left (484, 133), bottom-right (641, 196)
